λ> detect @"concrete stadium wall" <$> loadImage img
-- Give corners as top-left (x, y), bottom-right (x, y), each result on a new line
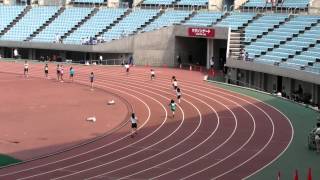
top-left (226, 60), bottom-right (320, 105)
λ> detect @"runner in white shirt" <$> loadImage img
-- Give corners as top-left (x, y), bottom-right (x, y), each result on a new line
top-left (125, 63), bottom-right (130, 75)
top-left (150, 69), bottom-right (155, 80)
top-left (173, 79), bottom-right (178, 90)
top-left (24, 61), bottom-right (29, 78)
top-left (130, 113), bottom-right (138, 138)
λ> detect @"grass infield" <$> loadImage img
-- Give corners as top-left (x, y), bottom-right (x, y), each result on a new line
top-left (0, 154), bottom-right (21, 167)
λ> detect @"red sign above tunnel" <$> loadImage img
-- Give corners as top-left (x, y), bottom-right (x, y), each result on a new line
top-left (188, 28), bottom-right (215, 38)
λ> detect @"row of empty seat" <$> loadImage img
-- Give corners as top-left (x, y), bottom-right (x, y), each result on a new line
top-left (244, 0), bottom-right (310, 8)
top-left (0, 6), bottom-right (59, 41)
top-left (142, 0), bottom-right (208, 6)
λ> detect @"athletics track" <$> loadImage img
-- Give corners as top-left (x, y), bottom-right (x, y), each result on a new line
top-left (0, 61), bottom-right (293, 180)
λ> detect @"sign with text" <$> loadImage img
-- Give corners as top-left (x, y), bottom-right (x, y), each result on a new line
top-left (188, 28), bottom-right (215, 38)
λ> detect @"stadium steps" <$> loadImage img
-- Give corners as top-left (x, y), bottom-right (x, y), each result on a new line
top-left (211, 12), bottom-right (230, 26)
top-left (25, 6), bottom-right (66, 41)
top-left (237, 13), bottom-right (261, 32)
top-left (95, 8), bottom-right (132, 38)
top-left (180, 10), bottom-right (197, 23)
top-left (0, 5), bottom-right (31, 36)
top-left (245, 14), bottom-right (294, 46)
top-left (61, 7), bottom-right (99, 40)
top-left (213, 12), bottom-right (229, 25)
top-left (137, 9), bottom-right (165, 31)
top-left (255, 17), bottom-right (320, 59)
top-left (229, 31), bottom-right (243, 58)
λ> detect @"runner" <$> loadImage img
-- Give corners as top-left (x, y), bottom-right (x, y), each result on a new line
top-left (89, 72), bottom-right (94, 90)
top-left (176, 87), bottom-right (182, 103)
top-left (169, 99), bottom-right (177, 118)
top-left (150, 69), bottom-right (155, 80)
top-left (125, 63), bottom-right (130, 75)
top-left (60, 65), bottom-right (64, 82)
top-left (44, 64), bottom-right (49, 78)
top-left (130, 113), bottom-right (138, 138)
top-left (69, 67), bottom-right (75, 82)
top-left (24, 61), bottom-right (29, 78)
top-left (56, 64), bottom-right (60, 81)
top-left (172, 78), bottom-right (178, 90)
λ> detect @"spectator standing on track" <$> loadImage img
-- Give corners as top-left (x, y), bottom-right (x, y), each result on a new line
top-left (176, 88), bottom-right (182, 103)
top-left (69, 67), bottom-right (75, 82)
top-left (169, 99), bottom-right (177, 118)
top-left (90, 72), bottom-right (95, 90)
top-left (130, 113), bottom-right (138, 138)
top-left (56, 64), bottom-right (60, 81)
top-left (44, 64), bottom-right (49, 78)
top-left (150, 69), bottom-right (155, 80)
top-left (125, 63), bottom-right (130, 75)
top-left (315, 122), bottom-right (320, 153)
top-left (24, 61), bottom-right (29, 78)
top-left (60, 65), bottom-right (64, 82)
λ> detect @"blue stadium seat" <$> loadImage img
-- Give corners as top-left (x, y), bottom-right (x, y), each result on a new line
top-left (64, 8), bottom-right (126, 44)
top-left (0, 6), bottom-right (59, 41)
top-left (32, 7), bottom-right (93, 43)
top-left (0, 5), bottom-right (25, 32)
top-left (184, 11), bottom-right (222, 27)
top-left (101, 9), bottom-right (159, 41)
top-left (143, 10), bottom-right (191, 32)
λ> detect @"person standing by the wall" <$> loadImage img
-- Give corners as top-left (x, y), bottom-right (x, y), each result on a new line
top-left (177, 55), bottom-right (182, 68)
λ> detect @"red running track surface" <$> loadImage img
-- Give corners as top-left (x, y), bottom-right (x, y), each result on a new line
top-left (0, 61), bottom-right (293, 180)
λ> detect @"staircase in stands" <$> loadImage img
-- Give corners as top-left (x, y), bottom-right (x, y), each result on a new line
top-left (0, 6), bottom-right (31, 37)
top-left (61, 7), bottom-right (99, 40)
top-left (25, 6), bottom-right (66, 41)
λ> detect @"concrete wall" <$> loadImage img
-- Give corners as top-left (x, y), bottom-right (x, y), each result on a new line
top-left (208, 0), bottom-right (224, 11)
top-left (38, 0), bottom-right (65, 6)
top-left (108, 0), bottom-right (120, 8)
top-left (133, 0), bottom-right (143, 6)
top-left (226, 59), bottom-right (320, 85)
top-left (132, 27), bottom-right (176, 66)
top-left (309, 0), bottom-right (320, 14)
top-left (234, 0), bottom-right (247, 9)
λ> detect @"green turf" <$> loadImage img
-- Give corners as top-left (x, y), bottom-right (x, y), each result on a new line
top-left (209, 81), bottom-right (320, 180)
top-left (0, 154), bottom-right (21, 167)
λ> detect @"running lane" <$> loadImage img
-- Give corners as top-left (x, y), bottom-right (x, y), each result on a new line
top-left (0, 61), bottom-right (293, 180)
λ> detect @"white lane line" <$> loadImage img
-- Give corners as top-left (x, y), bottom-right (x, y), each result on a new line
top-left (0, 68), bottom-right (153, 177)
top-left (49, 78), bottom-right (185, 179)
top-left (15, 74), bottom-right (176, 179)
top-left (81, 73), bottom-right (238, 179)
top-left (86, 84), bottom-right (213, 179)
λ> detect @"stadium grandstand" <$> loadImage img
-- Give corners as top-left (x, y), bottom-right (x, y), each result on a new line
top-left (1, 0), bottom-right (320, 179)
